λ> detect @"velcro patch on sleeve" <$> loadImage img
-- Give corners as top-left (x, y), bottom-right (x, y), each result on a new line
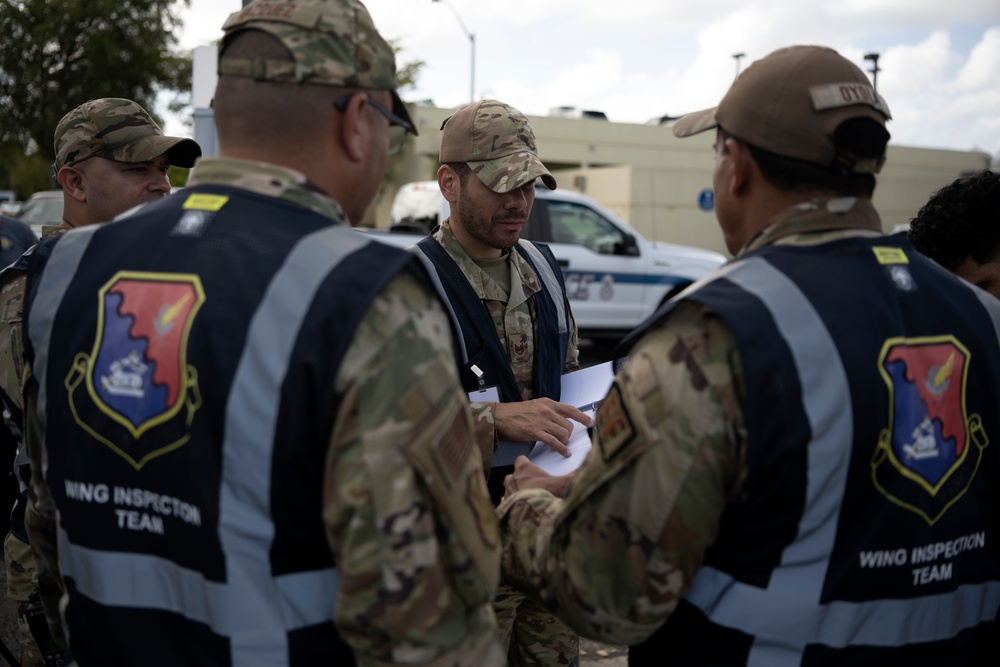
top-left (596, 383), bottom-right (635, 462)
top-left (434, 404), bottom-right (474, 484)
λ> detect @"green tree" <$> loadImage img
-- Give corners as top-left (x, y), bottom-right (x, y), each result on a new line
top-left (0, 0), bottom-right (192, 195)
top-left (381, 43), bottom-right (424, 198)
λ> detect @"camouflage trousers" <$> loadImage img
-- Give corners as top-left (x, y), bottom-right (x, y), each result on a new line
top-left (4, 531), bottom-right (45, 667)
top-left (494, 582), bottom-right (579, 667)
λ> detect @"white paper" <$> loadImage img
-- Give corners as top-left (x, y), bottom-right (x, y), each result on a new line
top-left (527, 411), bottom-right (596, 475)
top-left (558, 361), bottom-right (615, 411)
top-left (528, 361), bottom-right (615, 475)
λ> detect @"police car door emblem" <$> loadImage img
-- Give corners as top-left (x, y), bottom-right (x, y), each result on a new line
top-left (66, 271), bottom-right (206, 470)
top-left (872, 336), bottom-right (988, 525)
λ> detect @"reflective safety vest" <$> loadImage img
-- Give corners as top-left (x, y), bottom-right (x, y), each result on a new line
top-left (412, 236), bottom-right (571, 404)
top-left (23, 186), bottom-right (425, 666)
top-left (625, 235), bottom-right (1000, 666)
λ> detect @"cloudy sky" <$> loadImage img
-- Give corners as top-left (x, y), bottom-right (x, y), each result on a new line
top-left (175, 0), bottom-right (1000, 160)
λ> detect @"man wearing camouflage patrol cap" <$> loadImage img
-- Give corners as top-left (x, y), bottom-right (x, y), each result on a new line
top-left (497, 45), bottom-right (1000, 665)
top-left (52, 97), bottom-right (201, 229)
top-left (0, 96), bottom-right (199, 667)
top-left (411, 98), bottom-right (586, 666)
top-left (18, 1), bottom-right (503, 665)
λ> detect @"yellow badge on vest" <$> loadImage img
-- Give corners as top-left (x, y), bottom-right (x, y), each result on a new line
top-left (183, 194), bottom-right (229, 212)
top-left (872, 246), bottom-right (909, 265)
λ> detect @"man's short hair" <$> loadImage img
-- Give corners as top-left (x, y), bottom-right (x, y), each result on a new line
top-left (908, 170), bottom-right (1000, 270)
top-left (732, 118), bottom-right (890, 197)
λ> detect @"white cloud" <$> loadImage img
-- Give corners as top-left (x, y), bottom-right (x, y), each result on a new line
top-left (170, 0), bottom-right (1000, 160)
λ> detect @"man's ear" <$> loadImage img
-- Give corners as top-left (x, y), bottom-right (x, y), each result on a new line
top-left (57, 166), bottom-right (87, 203)
top-left (725, 136), bottom-right (753, 196)
top-left (338, 92), bottom-right (369, 163)
top-left (437, 164), bottom-right (460, 204)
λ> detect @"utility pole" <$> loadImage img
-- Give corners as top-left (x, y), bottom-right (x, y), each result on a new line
top-left (733, 52), bottom-right (745, 79)
top-left (432, 0), bottom-right (476, 103)
top-left (864, 52), bottom-right (881, 91)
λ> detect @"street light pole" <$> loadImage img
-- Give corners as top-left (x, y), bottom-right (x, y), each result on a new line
top-left (432, 0), bottom-right (475, 103)
top-left (864, 52), bottom-right (881, 92)
top-left (733, 52), bottom-right (745, 80)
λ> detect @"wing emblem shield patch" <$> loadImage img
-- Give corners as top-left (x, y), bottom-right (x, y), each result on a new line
top-left (66, 271), bottom-right (206, 469)
top-left (872, 336), bottom-right (987, 525)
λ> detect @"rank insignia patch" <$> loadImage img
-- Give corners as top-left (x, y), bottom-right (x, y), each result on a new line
top-left (67, 271), bottom-right (206, 469)
top-left (872, 336), bottom-right (987, 525)
top-left (597, 382), bottom-right (635, 462)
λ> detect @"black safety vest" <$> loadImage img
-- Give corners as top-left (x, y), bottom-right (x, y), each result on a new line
top-left (412, 236), bottom-right (571, 502)
top-left (413, 236), bottom-right (570, 402)
top-left (22, 185), bottom-right (425, 666)
top-left (621, 235), bottom-right (1000, 666)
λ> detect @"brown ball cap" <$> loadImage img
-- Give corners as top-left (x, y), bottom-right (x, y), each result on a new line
top-left (674, 45), bottom-right (892, 174)
top-left (440, 99), bottom-right (556, 193)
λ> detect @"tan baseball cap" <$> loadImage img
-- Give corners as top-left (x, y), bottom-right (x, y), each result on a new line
top-left (54, 98), bottom-right (201, 171)
top-left (674, 45), bottom-right (892, 174)
top-left (218, 0), bottom-right (415, 134)
top-left (440, 99), bottom-right (557, 193)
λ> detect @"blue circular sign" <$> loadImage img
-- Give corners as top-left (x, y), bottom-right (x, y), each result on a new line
top-left (698, 188), bottom-right (715, 211)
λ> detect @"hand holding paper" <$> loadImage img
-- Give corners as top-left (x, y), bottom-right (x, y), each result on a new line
top-left (494, 398), bottom-right (592, 457)
top-left (504, 456), bottom-right (577, 498)
top-left (527, 361), bottom-right (614, 476)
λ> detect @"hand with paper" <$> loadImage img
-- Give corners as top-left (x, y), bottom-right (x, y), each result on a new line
top-left (504, 456), bottom-right (577, 499)
top-left (525, 361), bottom-right (614, 476)
top-left (493, 398), bottom-right (592, 457)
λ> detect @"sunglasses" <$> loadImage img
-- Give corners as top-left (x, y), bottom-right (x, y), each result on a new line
top-left (333, 94), bottom-right (414, 156)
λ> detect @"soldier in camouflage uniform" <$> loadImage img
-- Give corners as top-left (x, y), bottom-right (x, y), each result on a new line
top-left (417, 99), bottom-right (587, 666)
top-left (19, 1), bottom-right (503, 665)
top-left (0, 97), bottom-right (199, 666)
top-left (498, 46), bottom-right (1000, 665)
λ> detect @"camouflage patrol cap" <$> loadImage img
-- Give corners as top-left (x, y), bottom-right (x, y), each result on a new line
top-left (219, 0), bottom-right (415, 133)
top-left (674, 45), bottom-right (892, 174)
top-left (53, 98), bottom-right (201, 171)
top-left (440, 99), bottom-right (557, 193)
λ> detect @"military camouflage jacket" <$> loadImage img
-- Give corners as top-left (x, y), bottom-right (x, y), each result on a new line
top-left (0, 223), bottom-right (71, 414)
top-left (432, 220), bottom-right (580, 468)
top-left (497, 197), bottom-right (884, 644)
top-left (24, 159), bottom-right (505, 666)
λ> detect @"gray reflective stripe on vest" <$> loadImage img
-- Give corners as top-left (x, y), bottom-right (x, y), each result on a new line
top-left (683, 257), bottom-right (1000, 665)
top-left (518, 240), bottom-right (568, 335)
top-left (57, 527), bottom-right (340, 637)
top-left (27, 224), bottom-right (368, 664)
top-left (970, 284), bottom-right (1000, 348)
top-left (406, 243), bottom-right (469, 366)
top-left (27, 226), bottom-right (102, 475)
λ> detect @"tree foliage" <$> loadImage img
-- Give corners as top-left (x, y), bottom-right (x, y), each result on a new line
top-left (0, 0), bottom-right (192, 188)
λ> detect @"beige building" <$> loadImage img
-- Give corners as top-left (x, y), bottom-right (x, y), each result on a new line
top-left (373, 103), bottom-right (991, 257)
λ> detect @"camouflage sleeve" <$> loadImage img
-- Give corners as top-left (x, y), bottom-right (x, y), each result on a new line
top-left (22, 363), bottom-right (68, 649)
top-left (325, 271), bottom-right (504, 667)
top-left (0, 272), bottom-right (29, 413)
top-left (563, 305), bottom-right (580, 373)
top-left (498, 300), bottom-right (747, 645)
top-left (468, 401), bottom-right (498, 473)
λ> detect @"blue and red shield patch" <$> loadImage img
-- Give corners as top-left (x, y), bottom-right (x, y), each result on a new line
top-left (872, 336), bottom-right (987, 524)
top-left (67, 271), bottom-right (205, 469)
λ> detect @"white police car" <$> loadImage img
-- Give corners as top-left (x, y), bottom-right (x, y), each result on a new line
top-left (369, 181), bottom-right (727, 339)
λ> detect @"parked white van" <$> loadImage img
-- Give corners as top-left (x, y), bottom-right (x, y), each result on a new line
top-left (370, 181), bottom-right (727, 339)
